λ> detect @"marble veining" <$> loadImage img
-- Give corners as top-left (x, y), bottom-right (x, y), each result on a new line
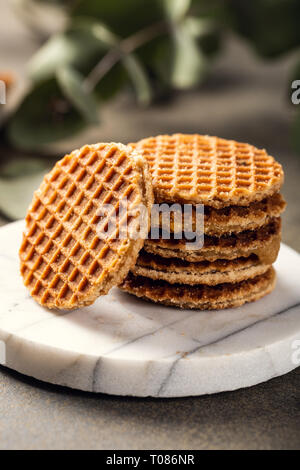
top-left (0, 220), bottom-right (299, 397)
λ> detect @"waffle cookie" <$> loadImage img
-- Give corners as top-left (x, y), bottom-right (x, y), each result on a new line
top-left (152, 192), bottom-right (285, 235)
top-left (128, 134), bottom-right (284, 208)
top-left (120, 268), bottom-right (276, 310)
top-left (144, 218), bottom-right (281, 264)
top-left (20, 143), bottom-right (153, 309)
top-left (133, 250), bottom-right (270, 286)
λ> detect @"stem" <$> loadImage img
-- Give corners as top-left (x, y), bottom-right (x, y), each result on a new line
top-left (84, 50), bottom-right (120, 93)
top-left (84, 21), bottom-right (167, 92)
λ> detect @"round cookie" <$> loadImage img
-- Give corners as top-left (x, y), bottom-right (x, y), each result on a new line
top-left (120, 268), bottom-right (276, 310)
top-left (129, 134), bottom-right (284, 208)
top-left (20, 143), bottom-right (153, 309)
top-left (153, 193), bottom-right (285, 236)
top-left (144, 218), bottom-right (281, 264)
top-left (133, 251), bottom-right (270, 286)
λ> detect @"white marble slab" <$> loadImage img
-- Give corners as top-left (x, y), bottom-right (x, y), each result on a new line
top-left (0, 220), bottom-right (299, 397)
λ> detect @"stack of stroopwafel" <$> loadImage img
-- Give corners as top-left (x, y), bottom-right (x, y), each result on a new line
top-left (120, 134), bottom-right (286, 309)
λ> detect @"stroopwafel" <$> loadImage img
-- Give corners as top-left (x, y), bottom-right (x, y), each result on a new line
top-left (129, 134), bottom-right (284, 208)
top-left (20, 143), bottom-right (153, 309)
top-left (133, 250), bottom-right (270, 285)
top-left (120, 267), bottom-right (276, 310)
top-left (152, 192), bottom-right (285, 235)
top-left (144, 218), bottom-right (281, 264)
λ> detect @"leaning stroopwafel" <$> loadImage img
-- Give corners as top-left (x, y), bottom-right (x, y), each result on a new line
top-left (19, 143), bottom-right (153, 309)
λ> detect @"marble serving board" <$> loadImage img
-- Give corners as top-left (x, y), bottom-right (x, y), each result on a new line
top-left (0, 220), bottom-right (299, 397)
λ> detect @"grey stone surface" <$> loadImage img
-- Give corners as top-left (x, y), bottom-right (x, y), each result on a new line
top-left (0, 1), bottom-right (299, 450)
top-left (0, 366), bottom-right (299, 450)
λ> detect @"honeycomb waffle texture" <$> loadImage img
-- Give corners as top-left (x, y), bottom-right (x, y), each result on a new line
top-left (20, 143), bottom-right (153, 309)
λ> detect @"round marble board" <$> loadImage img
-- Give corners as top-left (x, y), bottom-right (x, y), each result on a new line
top-left (0, 220), bottom-right (299, 397)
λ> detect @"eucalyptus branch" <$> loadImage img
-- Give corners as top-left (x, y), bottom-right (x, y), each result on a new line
top-left (84, 21), bottom-right (167, 92)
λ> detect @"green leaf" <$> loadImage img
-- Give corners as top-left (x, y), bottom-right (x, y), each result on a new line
top-left (7, 78), bottom-right (87, 151)
top-left (0, 157), bottom-right (49, 179)
top-left (227, 0), bottom-right (300, 58)
top-left (172, 25), bottom-right (207, 88)
top-left (71, 0), bottom-right (162, 38)
top-left (184, 16), bottom-right (221, 57)
top-left (0, 172), bottom-right (46, 220)
top-left (57, 66), bottom-right (99, 124)
top-left (122, 55), bottom-right (152, 105)
top-left (77, 18), bottom-right (151, 104)
top-left (155, 21), bottom-right (207, 89)
top-left (29, 29), bottom-right (108, 82)
top-left (162, 0), bottom-right (191, 22)
top-left (184, 16), bottom-right (216, 37)
top-left (67, 19), bottom-right (126, 100)
top-left (86, 20), bottom-right (118, 46)
top-left (93, 63), bottom-right (126, 101)
top-left (0, 158), bottom-right (50, 220)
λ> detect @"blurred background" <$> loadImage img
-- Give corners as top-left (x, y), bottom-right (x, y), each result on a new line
top-left (0, 0), bottom-right (299, 251)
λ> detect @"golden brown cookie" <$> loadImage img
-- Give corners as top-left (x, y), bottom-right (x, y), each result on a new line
top-left (133, 250), bottom-right (270, 285)
top-left (129, 134), bottom-right (284, 208)
top-left (153, 193), bottom-right (285, 235)
top-left (20, 143), bottom-right (153, 309)
top-left (144, 218), bottom-right (281, 264)
top-left (120, 268), bottom-right (276, 310)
